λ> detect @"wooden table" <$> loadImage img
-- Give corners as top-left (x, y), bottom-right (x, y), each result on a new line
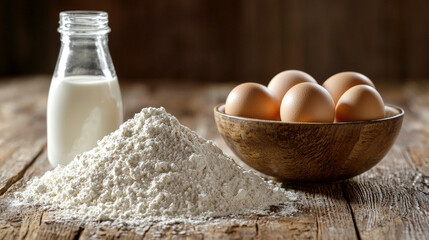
top-left (0, 76), bottom-right (428, 240)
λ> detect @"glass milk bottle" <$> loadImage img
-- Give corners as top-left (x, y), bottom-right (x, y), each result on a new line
top-left (47, 11), bottom-right (123, 167)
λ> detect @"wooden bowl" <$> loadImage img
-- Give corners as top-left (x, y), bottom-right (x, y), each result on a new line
top-left (214, 104), bottom-right (404, 182)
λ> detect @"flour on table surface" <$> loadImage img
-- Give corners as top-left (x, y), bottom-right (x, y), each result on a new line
top-left (16, 107), bottom-right (296, 223)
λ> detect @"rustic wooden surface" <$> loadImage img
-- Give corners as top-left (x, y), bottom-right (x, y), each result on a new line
top-left (0, 75), bottom-right (428, 239)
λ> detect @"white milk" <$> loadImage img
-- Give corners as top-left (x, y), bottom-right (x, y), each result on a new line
top-left (47, 76), bottom-right (123, 167)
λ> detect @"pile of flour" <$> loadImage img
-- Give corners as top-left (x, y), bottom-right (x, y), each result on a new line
top-left (16, 107), bottom-right (295, 222)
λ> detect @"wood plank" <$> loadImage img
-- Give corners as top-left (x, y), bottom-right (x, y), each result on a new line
top-left (282, 0), bottom-right (390, 81)
top-left (0, 77), bottom-right (48, 196)
top-left (235, 0), bottom-right (284, 84)
top-left (402, 0), bottom-right (429, 79)
top-left (343, 148), bottom-right (429, 239)
top-left (4, 2), bottom-right (429, 82)
top-left (406, 81), bottom-right (429, 177)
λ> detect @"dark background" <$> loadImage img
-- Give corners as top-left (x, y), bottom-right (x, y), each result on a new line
top-left (1, 0), bottom-right (429, 84)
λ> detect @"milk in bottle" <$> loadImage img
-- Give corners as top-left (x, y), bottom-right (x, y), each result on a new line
top-left (47, 11), bottom-right (123, 167)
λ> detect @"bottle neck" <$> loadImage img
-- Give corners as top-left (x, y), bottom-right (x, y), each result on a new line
top-left (53, 11), bottom-right (116, 80)
top-left (60, 34), bottom-right (109, 44)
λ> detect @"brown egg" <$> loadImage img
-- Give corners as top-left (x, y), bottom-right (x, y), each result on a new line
top-left (323, 72), bottom-right (375, 105)
top-left (384, 105), bottom-right (397, 118)
top-left (268, 70), bottom-right (317, 101)
top-left (280, 82), bottom-right (335, 123)
top-left (225, 82), bottom-right (280, 120)
top-left (335, 85), bottom-right (385, 122)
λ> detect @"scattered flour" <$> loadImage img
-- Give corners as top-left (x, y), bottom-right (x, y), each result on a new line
top-left (16, 107), bottom-right (296, 222)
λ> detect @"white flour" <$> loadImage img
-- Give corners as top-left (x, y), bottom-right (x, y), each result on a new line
top-left (16, 107), bottom-right (296, 222)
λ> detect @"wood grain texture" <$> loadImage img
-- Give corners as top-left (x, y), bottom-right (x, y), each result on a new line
top-left (0, 76), bottom-right (428, 239)
top-left (0, 77), bottom-right (48, 195)
top-left (2, 1), bottom-right (429, 82)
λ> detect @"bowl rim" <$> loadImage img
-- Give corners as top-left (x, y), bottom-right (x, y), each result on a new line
top-left (214, 103), bottom-right (404, 125)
